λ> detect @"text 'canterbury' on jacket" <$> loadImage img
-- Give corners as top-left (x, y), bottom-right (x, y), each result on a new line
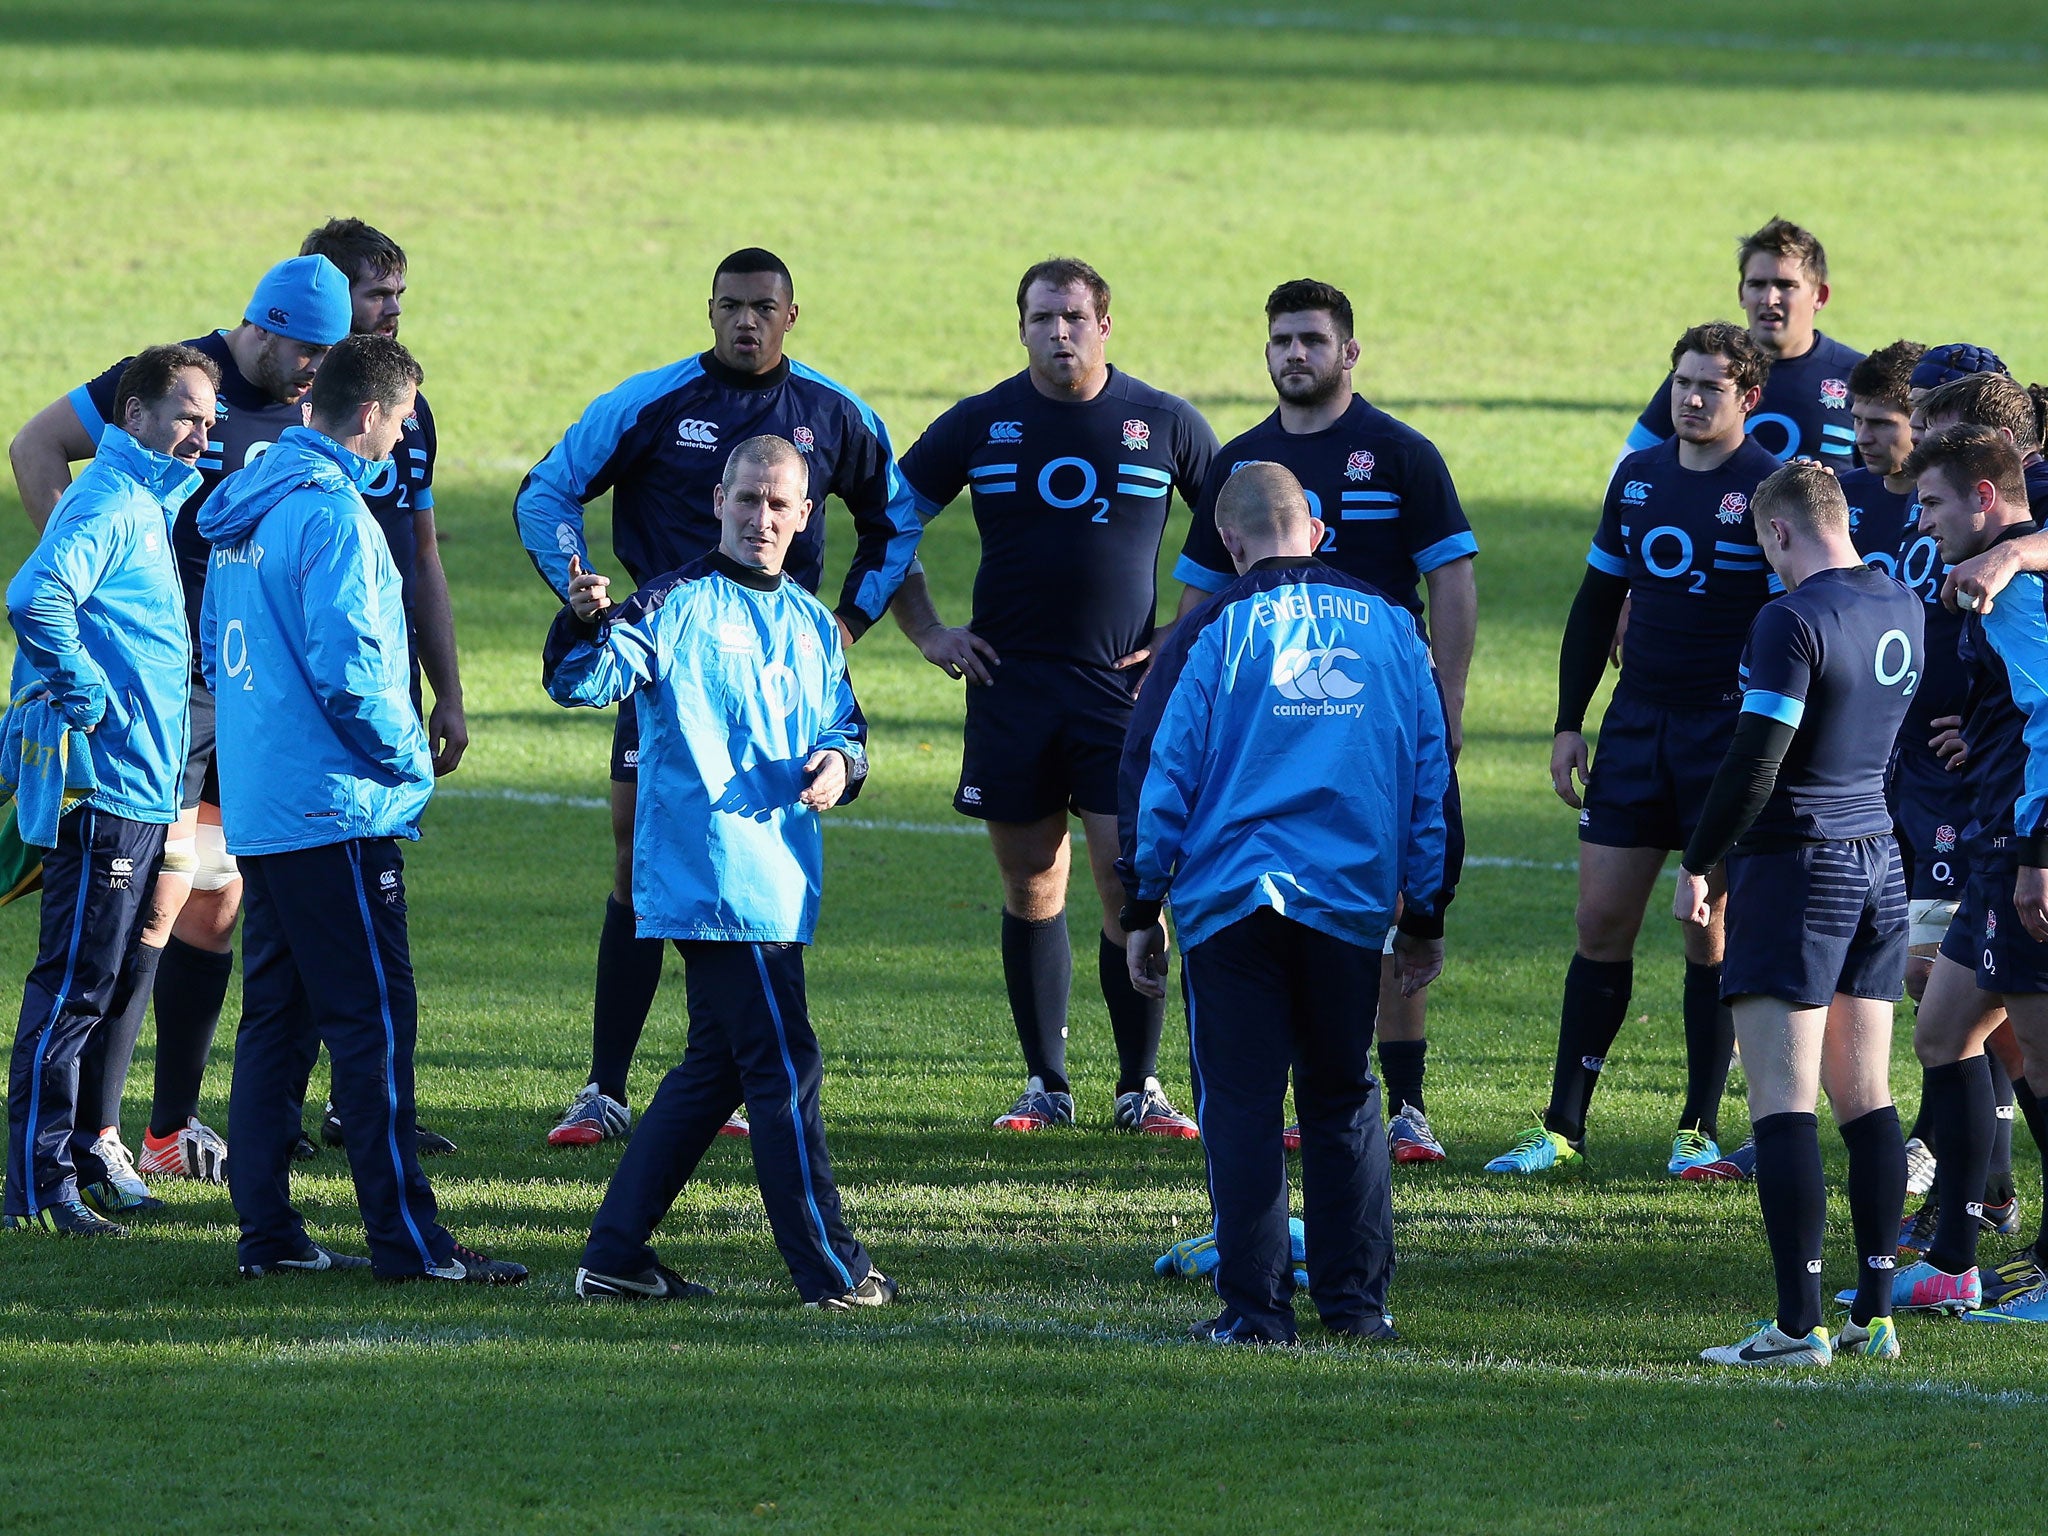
top-left (1117, 555), bottom-right (1462, 953)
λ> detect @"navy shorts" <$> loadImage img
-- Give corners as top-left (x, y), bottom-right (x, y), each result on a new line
top-left (955, 656), bottom-right (1137, 822)
top-left (180, 675), bottom-right (218, 810)
top-left (1887, 745), bottom-right (1969, 900)
top-left (610, 692), bottom-right (641, 784)
top-left (1939, 860), bottom-right (2048, 995)
top-left (1722, 835), bottom-right (1908, 1008)
top-left (1578, 692), bottom-right (1737, 852)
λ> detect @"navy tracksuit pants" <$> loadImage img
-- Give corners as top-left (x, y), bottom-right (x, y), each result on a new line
top-left (581, 940), bottom-right (871, 1303)
top-left (1183, 907), bottom-right (1393, 1341)
top-left (228, 838), bottom-right (454, 1277)
top-left (6, 807), bottom-right (164, 1216)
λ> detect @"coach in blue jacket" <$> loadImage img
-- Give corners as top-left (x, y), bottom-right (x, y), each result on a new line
top-left (198, 334), bottom-right (523, 1283)
top-left (547, 433), bottom-right (893, 1310)
top-left (1119, 461), bottom-right (1461, 1344)
top-left (4, 345), bottom-right (218, 1234)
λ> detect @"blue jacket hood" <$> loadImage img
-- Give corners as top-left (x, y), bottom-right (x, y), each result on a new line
top-left (198, 426), bottom-right (383, 546)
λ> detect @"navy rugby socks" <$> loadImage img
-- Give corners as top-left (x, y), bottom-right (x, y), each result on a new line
top-left (1002, 911), bottom-right (1070, 1095)
top-left (1925, 1056), bottom-right (1995, 1275)
top-left (2019, 1080), bottom-right (2048, 1258)
top-left (149, 937), bottom-right (232, 1137)
top-left (1986, 1053), bottom-right (2017, 1208)
top-left (591, 895), bottom-right (664, 1103)
top-left (1677, 960), bottom-right (1733, 1140)
top-left (1839, 1106), bottom-right (1907, 1324)
top-left (1098, 932), bottom-right (1163, 1097)
top-left (1753, 1111), bottom-right (1826, 1337)
top-left (1379, 1039), bottom-right (1427, 1118)
top-left (1544, 955), bottom-right (1631, 1144)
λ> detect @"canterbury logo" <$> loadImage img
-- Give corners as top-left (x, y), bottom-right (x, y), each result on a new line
top-left (1621, 480), bottom-right (1652, 504)
top-left (1580, 1056), bottom-right (1605, 1072)
top-left (1272, 647), bottom-right (1363, 701)
top-left (1867, 1255), bottom-right (1895, 1270)
top-left (675, 419), bottom-right (718, 449)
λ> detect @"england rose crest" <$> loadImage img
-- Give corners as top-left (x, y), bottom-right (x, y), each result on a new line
top-left (1122, 419), bottom-right (1151, 452)
top-left (1345, 450), bottom-right (1376, 482)
top-left (1820, 378), bottom-right (1848, 408)
top-left (1717, 492), bottom-right (1749, 524)
top-left (792, 426), bottom-right (816, 452)
top-left (1934, 824), bottom-right (1957, 854)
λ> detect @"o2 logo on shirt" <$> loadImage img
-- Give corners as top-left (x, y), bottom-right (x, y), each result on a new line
top-left (1716, 492), bottom-right (1749, 525)
top-left (1875, 627), bottom-right (1918, 697)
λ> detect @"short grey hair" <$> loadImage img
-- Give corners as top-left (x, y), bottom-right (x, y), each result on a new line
top-left (720, 434), bottom-right (810, 496)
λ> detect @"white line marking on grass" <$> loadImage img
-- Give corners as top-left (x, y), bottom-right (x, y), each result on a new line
top-left (440, 789), bottom-right (1595, 868)
top-left (765, 0), bottom-right (2046, 65)
top-left (817, 1312), bottom-right (2048, 1400)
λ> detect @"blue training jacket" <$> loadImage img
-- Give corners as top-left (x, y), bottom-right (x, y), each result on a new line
top-left (513, 353), bottom-right (921, 637)
top-left (1981, 570), bottom-right (2048, 868)
top-left (5, 428), bottom-right (196, 823)
top-left (542, 551), bottom-right (868, 942)
top-left (1117, 555), bottom-right (1461, 952)
top-left (197, 427), bottom-right (433, 855)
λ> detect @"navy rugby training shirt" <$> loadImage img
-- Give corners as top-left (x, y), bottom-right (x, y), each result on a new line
top-left (514, 351), bottom-right (920, 637)
top-left (1838, 465), bottom-right (1966, 764)
top-left (1174, 396), bottom-right (1475, 623)
top-left (1735, 564), bottom-right (1923, 846)
top-left (1628, 332), bottom-right (1865, 469)
top-left (1589, 435), bottom-right (1782, 709)
top-left (899, 367), bottom-right (1218, 669)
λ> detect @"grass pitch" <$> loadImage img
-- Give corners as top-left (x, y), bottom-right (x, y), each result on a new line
top-left (2, 3), bottom-right (2047, 1531)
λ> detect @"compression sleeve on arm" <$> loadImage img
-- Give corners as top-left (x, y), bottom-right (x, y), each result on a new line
top-left (1680, 712), bottom-right (1800, 874)
top-left (1554, 567), bottom-right (1629, 735)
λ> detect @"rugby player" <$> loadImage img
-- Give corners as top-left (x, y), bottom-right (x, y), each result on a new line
top-left (1623, 219), bottom-right (1862, 469)
top-left (8, 255), bottom-right (353, 1186)
top-left (3, 346), bottom-right (217, 1233)
top-left (890, 257), bottom-right (1218, 1136)
top-left (1880, 369), bottom-right (2048, 1237)
top-left (297, 217), bottom-right (462, 1157)
top-left (1683, 342), bottom-right (1936, 1189)
top-left (200, 334), bottom-right (522, 1283)
top-left (1488, 322), bottom-right (1780, 1176)
top-left (552, 437), bottom-right (892, 1310)
top-left (1872, 425), bottom-right (2048, 1318)
top-left (1170, 279), bottom-right (1474, 1162)
top-left (1120, 463), bottom-right (1457, 1344)
top-left (1675, 461), bottom-right (1921, 1366)
top-left (515, 248), bottom-right (920, 1148)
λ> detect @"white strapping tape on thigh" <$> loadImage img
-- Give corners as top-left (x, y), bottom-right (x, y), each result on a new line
top-left (160, 834), bottom-right (198, 875)
top-left (192, 821), bottom-right (241, 891)
top-left (1909, 898), bottom-right (1958, 950)
top-left (1382, 929), bottom-right (1397, 956)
